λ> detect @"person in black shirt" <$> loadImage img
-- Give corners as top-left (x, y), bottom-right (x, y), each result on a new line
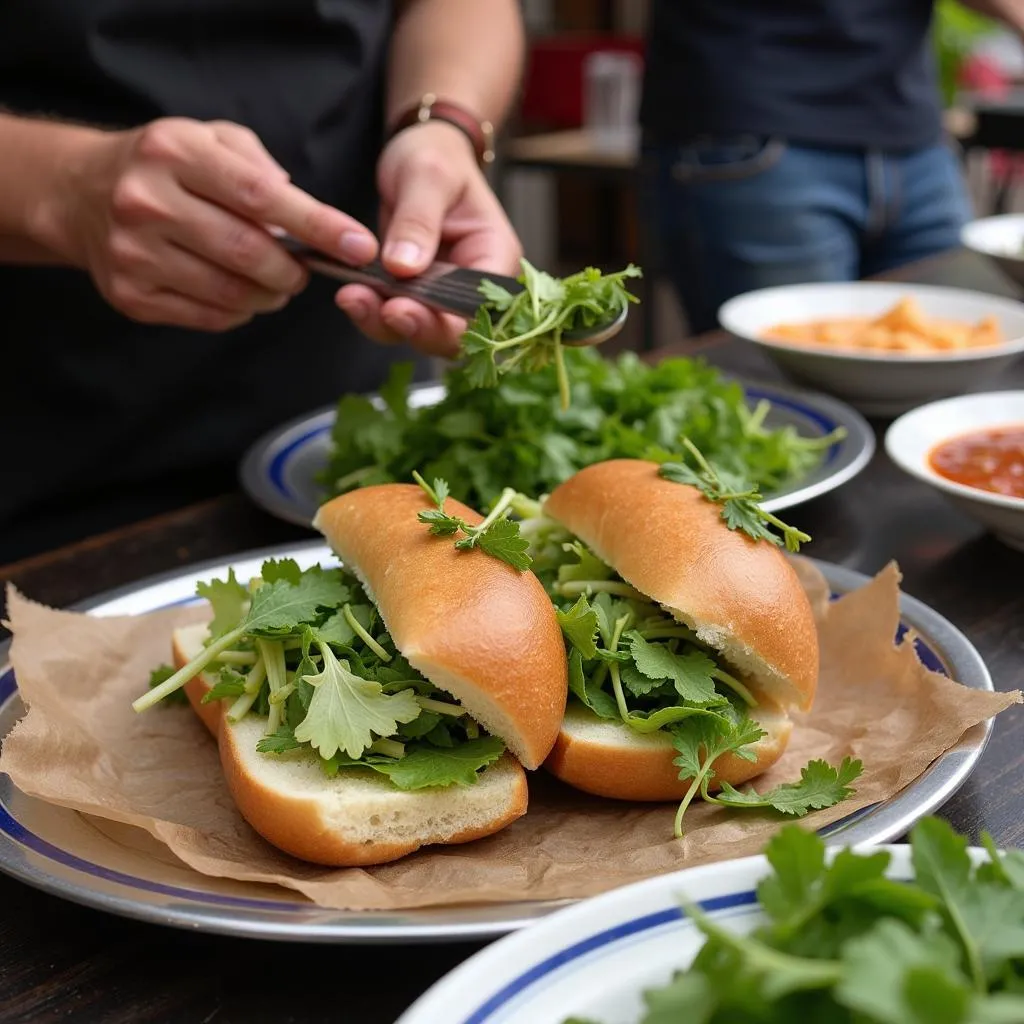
top-left (0, 0), bottom-right (525, 563)
top-left (639, 0), bottom-right (1023, 334)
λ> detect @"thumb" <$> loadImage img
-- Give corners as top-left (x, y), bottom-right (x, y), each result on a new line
top-left (380, 164), bottom-right (458, 276)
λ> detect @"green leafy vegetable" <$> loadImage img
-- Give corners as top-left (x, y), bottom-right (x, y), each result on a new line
top-left (659, 438), bottom-right (811, 551)
top-left (461, 260), bottom-right (642, 410)
top-left (293, 642), bottom-right (421, 760)
top-left (195, 568), bottom-right (249, 638)
top-left (137, 559), bottom-right (508, 795)
top-left (563, 817), bottom-right (1024, 1024)
top-left (414, 472), bottom-right (532, 571)
top-left (626, 632), bottom-right (723, 707)
top-left (319, 348), bottom-right (845, 521)
top-left (556, 595), bottom-right (599, 660)
top-left (708, 757), bottom-right (864, 816)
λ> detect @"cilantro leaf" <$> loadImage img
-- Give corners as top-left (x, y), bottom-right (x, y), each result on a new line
top-left (201, 666), bottom-right (248, 704)
top-left (374, 736), bottom-right (505, 790)
top-left (195, 569), bottom-right (249, 638)
top-left (619, 662), bottom-right (664, 697)
top-left (477, 517), bottom-right (532, 571)
top-left (243, 572), bottom-right (349, 636)
top-left (710, 757), bottom-right (863, 816)
top-left (836, 918), bottom-right (970, 1024)
top-left (260, 558), bottom-right (302, 586)
top-left (911, 817), bottom-right (1024, 987)
top-left (148, 664), bottom-right (188, 705)
top-left (567, 649), bottom-right (619, 720)
top-left (627, 632), bottom-right (724, 706)
top-left (979, 832), bottom-right (1024, 891)
top-left (557, 595), bottom-right (599, 659)
top-left (556, 541), bottom-right (614, 585)
top-left (255, 724), bottom-right (302, 754)
top-left (659, 438), bottom-right (811, 552)
top-left (293, 643), bottom-right (421, 760)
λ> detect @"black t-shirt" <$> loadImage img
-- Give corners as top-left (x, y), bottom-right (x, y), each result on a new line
top-left (0, 0), bottom-right (429, 562)
top-left (640, 0), bottom-right (944, 151)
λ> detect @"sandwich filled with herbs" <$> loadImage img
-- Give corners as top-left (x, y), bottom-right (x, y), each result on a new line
top-left (417, 449), bottom-right (860, 837)
top-left (133, 484), bottom-right (568, 867)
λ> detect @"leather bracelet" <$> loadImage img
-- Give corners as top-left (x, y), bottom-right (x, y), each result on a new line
top-left (387, 93), bottom-right (495, 166)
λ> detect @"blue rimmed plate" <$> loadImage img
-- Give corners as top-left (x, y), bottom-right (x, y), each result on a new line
top-left (0, 542), bottom-right (992, 944)
top-left (395, 842), bottom-right (991, 1024)
top-left (237, 380), bottom-right (875, 528)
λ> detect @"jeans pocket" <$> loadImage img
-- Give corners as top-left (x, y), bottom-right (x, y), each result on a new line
top-left (671, 135), bottom-right (788, 184)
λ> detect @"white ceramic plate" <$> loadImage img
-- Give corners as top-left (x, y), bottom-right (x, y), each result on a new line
top-left (238, 379), bottom-right (875, 528)
top-left (395, 844), bottom-right (989, 1024)
top-left (0, 543), bottom-right (996, 944)
top-left (718, 281), bottom-right (1024, 417)
top-left (885, 390), bottom-right (1024, 551)
top-left (961, 213), bottom-right (1024, 289)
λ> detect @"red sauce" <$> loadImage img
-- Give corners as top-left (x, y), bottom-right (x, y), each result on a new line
top-left (929, 425), bottom-right (1024, 499)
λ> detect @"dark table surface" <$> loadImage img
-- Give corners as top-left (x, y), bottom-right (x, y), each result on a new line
top-left (2, 247), bottom-right (1024, 1024)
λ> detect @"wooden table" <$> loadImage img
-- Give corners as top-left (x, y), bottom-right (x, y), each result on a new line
top-left (2, 248), bottom-right (1024, 1023)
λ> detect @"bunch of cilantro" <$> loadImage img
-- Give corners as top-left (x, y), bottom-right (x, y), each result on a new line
top-left (318, 347), bottom-right (843, 519)
top-left (566, 817), bottom-right (1024, 1024)
top-left (512, 499), bottom-right (859, 837)
top-left (137, 558), bottom-right (504, 791)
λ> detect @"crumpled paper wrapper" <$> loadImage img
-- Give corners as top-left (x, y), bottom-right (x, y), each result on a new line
top-left (0, 559), bottom-right (1019, 911)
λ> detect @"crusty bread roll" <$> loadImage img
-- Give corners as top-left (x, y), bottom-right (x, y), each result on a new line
top-left (540, 458), bottom-right (819, 801)
top-left (174, 624), bottom-right (529, 867)
top-left (312, 484), bottom-right (568, 771)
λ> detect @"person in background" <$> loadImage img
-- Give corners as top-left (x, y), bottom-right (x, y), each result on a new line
top-left (0, 0), bottom-right (524, 563)
top-left (639, 0), bottom-right (1024, 335)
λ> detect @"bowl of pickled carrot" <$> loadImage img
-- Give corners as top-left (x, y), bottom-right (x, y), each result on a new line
top-left (718, 282), bottom-right (1024, 417)
top-left (885, 391), bottom-right (1024, 551)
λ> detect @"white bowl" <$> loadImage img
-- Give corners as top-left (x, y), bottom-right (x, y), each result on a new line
top-left (718, 281), bottom-right (1024, 417)
top-left (397, 842), bottom-right (991, 1024)
top-left (885, 391), bottom-right (1024, 551)
top-left (961, 213), bottom-right (1024, 289)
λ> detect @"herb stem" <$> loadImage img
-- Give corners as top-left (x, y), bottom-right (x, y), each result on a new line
top-left (712, 668), bottom-right (758, 707)
top-left (489, 310), bottom-right (561, 350)
top-left (226, 656), bottom-right (266, 722)
top-left (257, 639), bottom-right (288, 735)
top-left (465, 720), bottom-right (480, 739)
top-left (269, 682), bottom-right (296, 706)
top-left (553, 333), bottom-right (570, 411)
top-left (133, 625), bottom-right (245, 712)
top-left (476, 487), bottom-right (518, 533)
top-left (215, 650), bottom-right (258, 666)
top-left (607, 614), bottom-right (633, 723)
top-left (555, 580), bottom-right (645, 600)
top-left (332, 466), bottom-right (379, 492)
top-left (416, 695), bottom-right (466, 717)
top-left (343, 604), bottom-right (391, 662)
top-left (368, 737), bottom-right (406, 759)
top-left (674, 759), bottom-right (717, 838)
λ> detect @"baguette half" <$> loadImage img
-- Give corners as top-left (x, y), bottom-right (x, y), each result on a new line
top-left (174, 624), bottom-right (529, 867)
top-left (540, 458), bottom-right (819, 801)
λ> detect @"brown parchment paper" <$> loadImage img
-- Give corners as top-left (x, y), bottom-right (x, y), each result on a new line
top-left (0, 559), bottom-right (1019, 911)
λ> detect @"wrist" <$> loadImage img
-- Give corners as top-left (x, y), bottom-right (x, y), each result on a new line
top-left (386, 94), bottom-right (495, 167)
top-left (16, 118), bottom-right (108, 264)
top-left (382, 117), bottom-right (481, 168)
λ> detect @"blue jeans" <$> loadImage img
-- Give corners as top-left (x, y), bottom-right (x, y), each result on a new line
top-left (640, 136), bottom-right (974, 335)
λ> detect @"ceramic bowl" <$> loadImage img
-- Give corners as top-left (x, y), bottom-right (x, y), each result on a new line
top-left (885, 390), bottom-right (1024, 551)
top-left (718, 281), bottom-right (1024, 417)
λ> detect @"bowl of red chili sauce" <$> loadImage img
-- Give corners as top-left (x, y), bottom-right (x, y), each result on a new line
top-left (885, 392), bottom-right (1024, 551)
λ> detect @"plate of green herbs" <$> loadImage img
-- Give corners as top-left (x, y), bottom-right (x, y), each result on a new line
top-left (238, 348), bottom-right (874, 529)
top-left (396, 817), bottom-right (1024, 1024)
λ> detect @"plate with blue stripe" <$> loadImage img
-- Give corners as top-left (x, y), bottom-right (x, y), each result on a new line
top-left (0, 541), bottom-right (993, 944)
top-left (238, 378), bottom-right (875, 528)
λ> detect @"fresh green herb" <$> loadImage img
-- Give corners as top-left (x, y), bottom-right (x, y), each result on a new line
top-left (462, 260), bottom-right (642, 410)
top-left (200, 666), bottom-right (248, 704)
top-left (293, 641), bottom-right (421, 760)
top-left (319, 349), bottom-right (845, 520)
top-left (517, 503), bottom-right (859, 838)
top-left (659, 438), bottom-right (811, 552)
top-left (148, 664), bottom-right (188, 705)
top-left (705, 757), bottom-right (864, 817)
top-left (414, 472), bottom-right (532, 571)
top-left (137, 559), bottom-right (507, 794)
top-left (564, 817), bottom-right (1024, 1024)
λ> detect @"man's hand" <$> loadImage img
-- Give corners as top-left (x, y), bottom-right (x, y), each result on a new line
top-left (335, 120), bottom-right (523, 358)
top-left (46, 117), bottom-right (380, 332)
